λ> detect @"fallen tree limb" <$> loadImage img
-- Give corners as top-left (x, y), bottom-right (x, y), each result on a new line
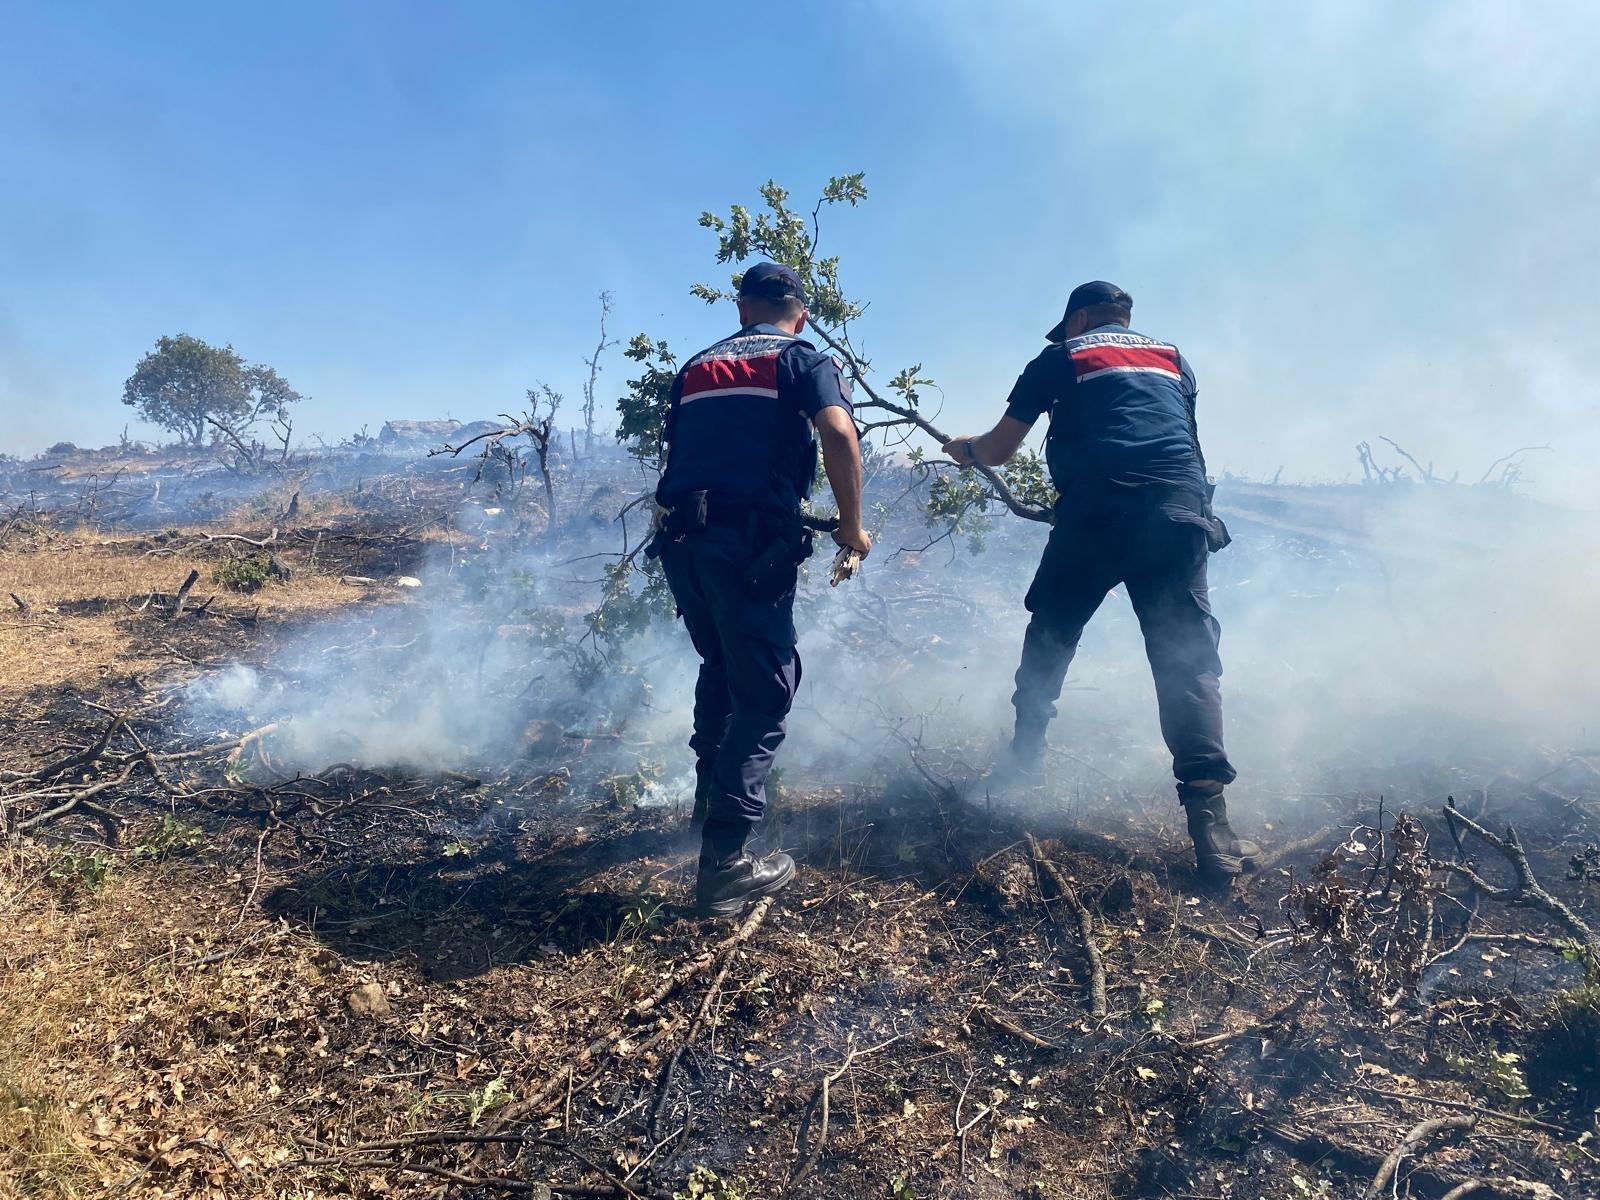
top-left (1351, 1084), bottom-right (1573, 1135)
top-left (647, 923), bottom-right (758, 1143)
top-left (1365, 1114), bottom-right (1476, 1200)
top-left (973, 1002), bottom-right (1060, 1051)
top-left (1442, 797), bottom-right (1599, 970)
top-left (805, 322), bottom-right (1052, 524)
top-left (1260, 1122), bottom-right (1470, 1199)
top-left (1439, 1179), bottom-right (1562, 1200)
top-left (1027, 834), bottom-right (1107, 1017)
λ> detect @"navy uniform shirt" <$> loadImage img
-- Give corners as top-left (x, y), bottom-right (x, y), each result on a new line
top-left (659, 323), bottom-right (853, 515)
top-left (1005, 324), bottom-right (1209, 510)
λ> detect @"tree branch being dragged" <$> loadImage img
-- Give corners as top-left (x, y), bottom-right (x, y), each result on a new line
top-left (685, 177), bottom-right (1054, 533)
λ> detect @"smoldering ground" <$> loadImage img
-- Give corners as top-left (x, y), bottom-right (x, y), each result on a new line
top-left (182, 448), bottom-right (1599, 852)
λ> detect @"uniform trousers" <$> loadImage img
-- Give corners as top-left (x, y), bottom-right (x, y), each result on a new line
top-left (658, 524), bottom-right (801, 844)
top-left (1012, 498), bottom-right (1237, 790)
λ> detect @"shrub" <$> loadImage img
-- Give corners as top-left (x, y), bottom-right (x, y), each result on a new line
top-left (47, 849), bottom-right (114, 898)
top-left (212, 553), bottom-right (275, 593)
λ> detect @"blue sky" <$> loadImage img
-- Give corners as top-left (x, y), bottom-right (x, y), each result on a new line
top-left (3, 1), bottom-right (1597, 504)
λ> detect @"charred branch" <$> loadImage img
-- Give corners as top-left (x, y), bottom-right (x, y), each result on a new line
top-left (1442, 796), bottom-right (1600, 971)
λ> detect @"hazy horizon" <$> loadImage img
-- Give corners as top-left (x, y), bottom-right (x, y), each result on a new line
top-left (4, 1), bottom-right (1597, 507)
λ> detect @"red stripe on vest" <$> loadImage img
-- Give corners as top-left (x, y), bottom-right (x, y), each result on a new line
top-left (1069, 344), bottom-right (1179, 378)
top-left (681, 354), bottom-right (781, 398)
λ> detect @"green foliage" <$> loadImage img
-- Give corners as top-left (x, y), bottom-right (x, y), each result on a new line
top-left (48, 848), bottom-right (114, 898)
top-left (1000, 449), bottom-right (1057, 513)
top-left (624, 170), bottom-right (1052, 554)
top-left (616, 334), bottom-right (678, 466)
top-left (584, 557), bottom-right (675, 648)
top-left (694, 174), bottom-right (867, 330)
top-left (514, 601), bottom-right (569, 649)
top-left (673, 1165), bottom-right (751, 1200)
top-left (925, 467), bottom-right (995, 554)
top-left (887, 365), bottom-right (935, 411)
top-left (1446, 1048), bottom-right (1531, 1101)
top-left (465, 1078), bottom-right (512, 1126)
top-left (132, 815), bottom-right (207, 861)
top-left (598, 760), bottom-right (664, 808)
top-left (619, 891), bottom-right (667, 938)
top-left (122, 334), bottom-right (301, 447)
top-left (212, 553), bottom-right (275, 593)
top-left (889, 1173), bottom-right (919, 1200)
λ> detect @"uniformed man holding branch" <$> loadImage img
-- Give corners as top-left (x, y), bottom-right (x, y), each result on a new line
top-left (944, 282), bottom-right (1259, 882)
top-left (652, 262), bottom-right (871, 916)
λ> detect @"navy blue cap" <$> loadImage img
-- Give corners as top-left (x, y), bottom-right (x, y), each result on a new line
top-left (1046, 280), bottom-right (1132, 342)
top-left (737, 261), bottom-right (808, 306)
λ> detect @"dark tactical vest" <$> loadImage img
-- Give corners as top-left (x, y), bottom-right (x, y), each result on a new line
top-left (1045, 327), bottom-right (1208, 499)
top-left (659, 329), bottom-right (820, 514)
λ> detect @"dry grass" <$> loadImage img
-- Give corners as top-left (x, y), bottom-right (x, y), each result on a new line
top-left (0, 532), bottom-right (371, 696)
top-left (0, 843), bottom-right (370, 1199)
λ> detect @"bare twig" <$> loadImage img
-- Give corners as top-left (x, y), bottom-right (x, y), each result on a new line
top-left (804, 322), bottom-right (1051, 524)
top-left (1187, 981), bottom-right (1320, 1049)
top-left (1027, 834), bottom-right (1107, 1017)
top-left (790, 1031), bottom-right (904, 1183)
top-left (973, 1002), bottom-right (1059, 1050)
top-left (485, 898), bottom-right (776, 1134)
top-left (1365, 1114), bottom-right (1476, 1200)
top-left (1352, 1084), bottom-right (1573, 1135)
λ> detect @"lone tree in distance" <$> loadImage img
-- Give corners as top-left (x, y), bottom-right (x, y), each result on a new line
top-left (122, 334), bottom-right (302, 447)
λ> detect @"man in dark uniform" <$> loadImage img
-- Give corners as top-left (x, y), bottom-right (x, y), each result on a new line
top-left (942, 282), bottom-right (1259, 881)
top-left (653, 262), bottom-right (872, 916)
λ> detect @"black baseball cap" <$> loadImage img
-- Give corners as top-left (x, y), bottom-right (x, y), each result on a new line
top-left (737, 261), bottom-right (808, 306)
top-left (1045, 280), bottom-right (1132, 342)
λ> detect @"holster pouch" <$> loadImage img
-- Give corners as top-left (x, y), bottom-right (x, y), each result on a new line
top-left (745, 521), bottom-right (815, 599)
top-left (662, 490), bottom-right (709, 537)
top-left (1202, 479), bottom-right (1232, 553)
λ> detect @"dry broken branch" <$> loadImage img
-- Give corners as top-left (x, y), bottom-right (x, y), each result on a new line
top-left (1443, 796), bottom-right (1599, 970)
top-left (1187, 980), bottom-right (1321, 1050)
top-left (1027, 834), bottom-right (1108, 1017)
top-left (1439, 1179), bottom-right (1562, 1200)
top-left (789, 1030), bottom-right (904, 1185)
top-left (1365, 1113), bottom-right (1476, 1200)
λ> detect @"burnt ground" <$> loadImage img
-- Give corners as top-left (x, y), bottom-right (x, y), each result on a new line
top-left (3, 455), bottom-right (1599, 1200)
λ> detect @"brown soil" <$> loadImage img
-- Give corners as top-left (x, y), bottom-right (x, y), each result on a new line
top-left (2, 497), bottom-right (1596, 1200)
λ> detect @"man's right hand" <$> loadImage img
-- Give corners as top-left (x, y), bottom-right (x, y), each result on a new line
top-left (832, 524), bottom-right (872, 557)
top-left (942, 435), bottom-right (978, 467)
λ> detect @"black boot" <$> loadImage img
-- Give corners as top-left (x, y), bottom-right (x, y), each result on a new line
top-left (696, 831), bottom-right (795, 917)
top-left (990, 720), bottom-right (1047, 788)
top-left (1180, 786), bottom-right (1260, 881)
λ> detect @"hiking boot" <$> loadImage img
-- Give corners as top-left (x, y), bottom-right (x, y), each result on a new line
top-left (988, 721), bottom-right (1047, 790)
top-left (1011, 720), bottom-right (1048, 766)
top-left (695, 844), bottom-right (796, 917)
top-left (1181, 791), bottom-right (1261, 881)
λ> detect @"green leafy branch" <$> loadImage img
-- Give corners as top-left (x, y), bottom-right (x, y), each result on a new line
top-left (692, 176), bottom-right (1052, 528)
